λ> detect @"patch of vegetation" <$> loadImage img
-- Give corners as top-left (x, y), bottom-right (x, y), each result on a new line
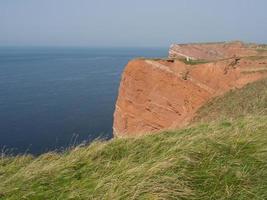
top-left (256, 49), bottom-right (267, 53)
top-left (255, 45), bottom-right (267, 53)
top-left (1, 116), bottom-right (267, 199)
top-left (193, 78), bottom-right (267, 123)
top-left (241, 68), bottom-right (267, 74)
top-left (178, 58), bottom-right (210, 65)
top-left (136, 57), bottom-right (211, 65)
top-left (245, 56), bottom-right (267, 60)
top-left (136, 57), bottom-right (169, 61)
top-left (258, 44), bottom-right (267, 48)
top-left (1, 76), bottom-right (267, 200)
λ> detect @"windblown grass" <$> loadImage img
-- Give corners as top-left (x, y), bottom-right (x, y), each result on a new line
top-left (193, 78), bottom-right (267, 123)
top-left (1, 79), bottom-right (267, 199)
top-left (1, 115), bottom-right (267, 200)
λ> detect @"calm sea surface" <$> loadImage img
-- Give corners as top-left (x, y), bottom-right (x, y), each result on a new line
top-left (0, 47), bottom-right (166, 154)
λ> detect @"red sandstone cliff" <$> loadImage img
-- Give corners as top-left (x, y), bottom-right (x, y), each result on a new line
top-left (113, 42), bottom-right (267, 137)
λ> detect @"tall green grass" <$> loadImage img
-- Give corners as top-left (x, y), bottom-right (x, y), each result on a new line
top-left (1, 79), bottom-right (267, 200)
top-left (1, 116), bottom-right (267, 200)
top-left (193, 78), bottom-right (267, 123)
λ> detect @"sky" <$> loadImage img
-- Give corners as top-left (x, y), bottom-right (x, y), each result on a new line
top-left (0, 0), bottom-right (266, 47)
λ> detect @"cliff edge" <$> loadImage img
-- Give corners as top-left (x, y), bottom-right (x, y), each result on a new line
top-left (113, 42), bottom-right (267, 137)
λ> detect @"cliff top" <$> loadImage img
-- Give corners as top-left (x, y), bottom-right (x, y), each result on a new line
top-left (169, 41), bottom-right (267, 61)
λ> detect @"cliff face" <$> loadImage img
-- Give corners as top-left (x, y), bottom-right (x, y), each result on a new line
top-left (113, 42), bottom-right (267, 137)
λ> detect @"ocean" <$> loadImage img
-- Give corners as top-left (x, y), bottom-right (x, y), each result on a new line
top-left (0, 47), bottom-right (167, 154)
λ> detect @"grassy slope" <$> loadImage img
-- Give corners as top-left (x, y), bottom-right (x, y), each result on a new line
top-left (193, 78), bottom-right (267, 123)
top-left (1, 79), bottom-right (267, 200)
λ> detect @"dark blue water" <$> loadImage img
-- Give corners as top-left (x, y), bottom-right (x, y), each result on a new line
top-left (0, 47), bottom-right (166, 154)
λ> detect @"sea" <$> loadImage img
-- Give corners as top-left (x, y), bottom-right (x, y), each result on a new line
top-left (0, 47), bottom-right (167, 155)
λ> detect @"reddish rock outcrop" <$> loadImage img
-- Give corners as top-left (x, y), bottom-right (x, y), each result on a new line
top-left (169, 41), bottom-right (265, 60)
top-left (113, 42), bottom-right (267, 137)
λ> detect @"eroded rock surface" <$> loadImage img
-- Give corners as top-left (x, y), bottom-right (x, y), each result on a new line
top-left (113, 42), bottom-right (267, 137)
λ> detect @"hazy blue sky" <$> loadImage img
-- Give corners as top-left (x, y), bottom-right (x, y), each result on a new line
top-left (0, 0), bottom-right (266, 47)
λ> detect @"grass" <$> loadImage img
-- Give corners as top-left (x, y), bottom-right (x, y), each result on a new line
top-left (178, 58), bottom-right (210, 65)
top-left (241, 69), bottom-right (267, 74)
top-left (256, 49), bottom-right (267, 53)
top-left (1, 80), bottom-right (267, 199)
top-left (193, 78), bottom-right (267, 123)
top-left (244, 56), bottom-right (267, 60)
top-left (256, 45), bottom-right (267, 52)
top-left (1, 116), bottom-right (267, 200)
top-left (136, 57), bottom-right (169, 61)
